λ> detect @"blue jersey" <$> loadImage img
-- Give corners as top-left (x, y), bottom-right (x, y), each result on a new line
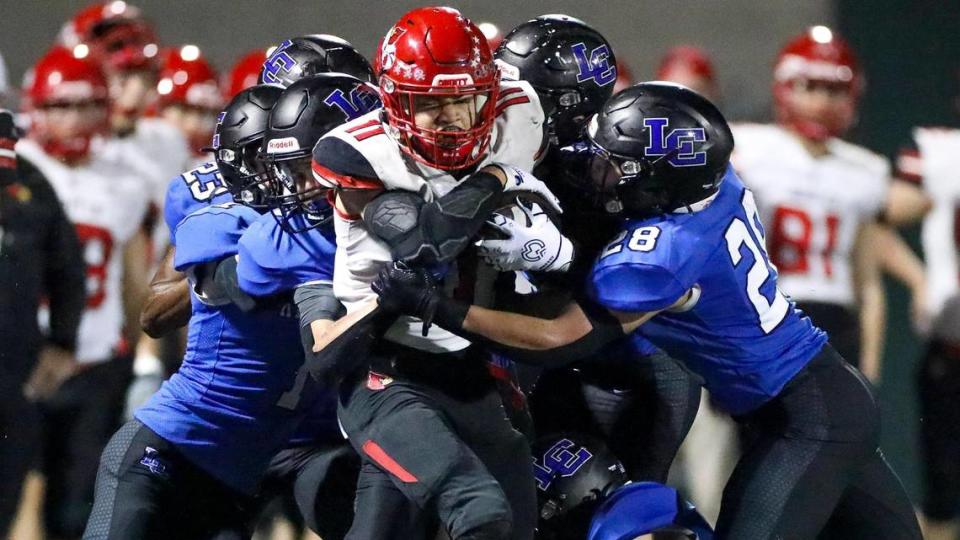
top-left (162, 161), bottom-right (232, 244)
top-left (588, 168), bottom-right (827, 414)
top-left (237, 213), bottom-right (337, 297)
top-left (237, 212), bottom-right (340, 445)
top-left (135, 203), bottom-right (328, 494)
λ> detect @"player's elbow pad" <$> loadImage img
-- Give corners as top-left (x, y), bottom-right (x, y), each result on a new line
top-left (364, 170), bottom-right (504, 265)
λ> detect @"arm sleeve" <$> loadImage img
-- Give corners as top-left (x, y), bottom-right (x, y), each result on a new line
top-left (588, 263), bottom-right (688, 313)
top-left (37, 164), bottom-right (85, 351)
top-left (363, 170), bottom-right (505, 265)
top-left (294, 282), bottom-right (346, 328)
top-left (173, 204), bottom-right (260, 271)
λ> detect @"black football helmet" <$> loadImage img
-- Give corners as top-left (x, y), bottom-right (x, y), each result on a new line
top-left (211, 84), bottom-right (284, 208)
top-left (533, 432), bottom-right (628, 540)
top-left (574, 82), bottom-right (734, 217)
top-left (495, 15), bottom-right (617, 146)
top-left (261, 73), bottom-right (381, 231)
top-left (260, 35), bottom-right (375, 88)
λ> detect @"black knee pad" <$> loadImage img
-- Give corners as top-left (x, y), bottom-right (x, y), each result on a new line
top-left (457, 519), bottom-right (513, 540)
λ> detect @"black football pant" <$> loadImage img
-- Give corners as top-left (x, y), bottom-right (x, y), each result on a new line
top-left (338, 366), bottom-right (536, 540)
top-left (257, 442), bottom-right (360, 539)
top-left (83, 420), bottom-right (252, 540)
top-left (530, 350), bottom-right (702, 482)
top-left (40, 356), bottom-right (132, 539)
top-left (716, 345), bottom-right (921, 539)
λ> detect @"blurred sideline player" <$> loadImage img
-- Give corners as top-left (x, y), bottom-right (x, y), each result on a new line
top-left (155, 45), bottom-right (222, 167)
top-left (896, 115), bottom-right (960, 540)
top-left (373, 82), bottom-right (923, 539)
top-left (656, 45), bottom-right (719, 102)
top-left (60, 1), bottom-right (190, 210)
top-left (0, 110), bottom-right (86, 538)
top-left (307, 7), bottom-right (567, 538)
top-left (224, 49), bottom-right (268, 100)
top-left (492, 14), bottom-right (702, 487)
top-left (731, 26), bottom-right (928, 381)
top-left (17, 45), bottom-right (151, 540)
top-left (654, 44), bottom-right (738, 525)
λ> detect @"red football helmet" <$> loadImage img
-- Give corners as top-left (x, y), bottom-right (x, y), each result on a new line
top-left (773, 26), bottom-right (863, 141)
top-left (656, 45), bottom-right (718, 100)
top-left (224, 49), bottom-right (268, 100)
top-left (613, 59), bottom-right (634, 94)
top-left (59, 1), bottom-right (159, 73)
top-left (156, 45), bottom-right (222, 110)
top-left (23, 46), bottom-right (109, 163)
top-left (377, 7), bottom-right (500, 171)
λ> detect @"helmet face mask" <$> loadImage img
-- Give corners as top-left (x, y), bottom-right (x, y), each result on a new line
top-left (264, 154), bottom-right (332, 232)
top-left (377, 7), bottom-right (500, 171)
top-left (384, 84), bottom-right (497, 170)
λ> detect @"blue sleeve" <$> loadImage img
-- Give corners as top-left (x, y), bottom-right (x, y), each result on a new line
top-left (236, 213), bottom-right (337, 296)
top-left (163, 177), bottom-right (192, 245)
top-left (588, 262), bottom-right (688, 313)
top-left (163, 163), bottom-right (233, 245)
top-left (173, 204), bottom-right (261, 270)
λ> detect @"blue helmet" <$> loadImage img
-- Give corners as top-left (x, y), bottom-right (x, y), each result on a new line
top-left (588, 482), bottom-right (714, 540)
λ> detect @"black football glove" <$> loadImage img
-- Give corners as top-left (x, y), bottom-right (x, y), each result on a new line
top-left (372, 262), bottom-right (440, 335)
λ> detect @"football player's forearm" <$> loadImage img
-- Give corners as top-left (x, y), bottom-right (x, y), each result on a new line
top-left (122, 232), bottom-right (151, 346)
top-left (140, 278), bottom-right (191, 337)
top-left (364, 166), bottom-right (507, 265)
top-left (883, 180), bottom-right (931, 225)
top-left (875, 225), bottom-right (925, 294)
top-left (454, 301), bottom-right (627, 367)
top-left (140, 247), bottom-right (191, 337)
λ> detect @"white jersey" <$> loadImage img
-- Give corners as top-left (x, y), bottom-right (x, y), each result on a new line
top-left (317, 80), bottom-right (545, 352)
top-left (97, 118), bottom-right (191, 251)
top-left (898, 127), bottom-right (960, 334)
top-left (17, 138), bottom-right (150, 364)
top-left (731, 123), bottom-right (890, 307)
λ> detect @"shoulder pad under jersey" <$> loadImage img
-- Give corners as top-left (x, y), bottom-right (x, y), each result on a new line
top-left (173, 202), bottom-right (260, 270)
top-left (237, 211), bottom-right (338, 297)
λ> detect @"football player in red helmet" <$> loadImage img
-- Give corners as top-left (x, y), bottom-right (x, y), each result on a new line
top-left (305, 6), bottom-right (564, 539)
top-left (23, 46), bottom-right (110, 165)
top-left (224, 49), bottom-right (267, 100)
top-left (376, 7), bottom-right (502, 170)
top-left (155, 45), bottom-right (223, 160)
top-left (60, 1), bottom-right (161, 135)
top-left (732, 26), bottom-right (930, 383)
top-left (18, 44), bottom-right (153, 540)
top-left (656, 45), bottom-right (719, 102)
top-left (772, 25), bottom-right (862, 142)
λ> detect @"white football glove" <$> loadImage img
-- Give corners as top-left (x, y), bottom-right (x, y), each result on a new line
top-left (476, 202), bottom-right (574, 273)
top-left (495, 164), bottom-right (563, 215)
